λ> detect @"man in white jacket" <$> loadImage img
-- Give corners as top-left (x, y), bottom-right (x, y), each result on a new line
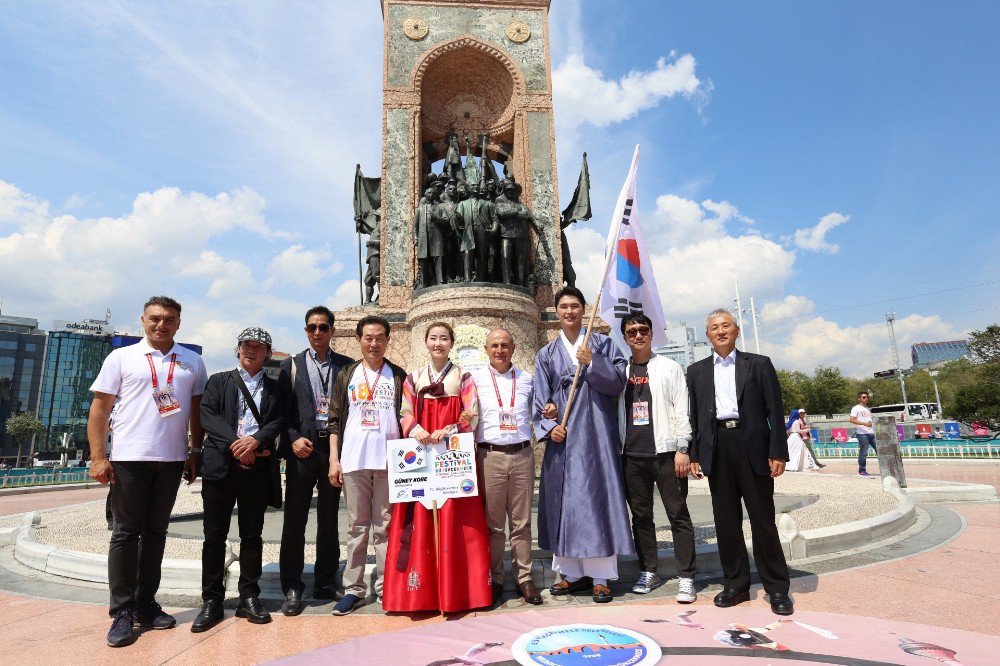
top-left (617, 313), bottom-right (697, 602)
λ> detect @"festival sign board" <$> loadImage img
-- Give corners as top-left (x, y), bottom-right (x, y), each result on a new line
top-left (387, 432), bottom-right (478, 509)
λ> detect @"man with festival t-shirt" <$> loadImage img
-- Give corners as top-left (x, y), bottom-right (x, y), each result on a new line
top-left (471, 328), bottom-right (543, 605)
top-left (327, 315), bottom-right (406, 615)
top-left (850, 391), bottom-right (878, 476)
top-left (277, 306), bottom-right (353, 615)
top-left (87, 296), bottom-right (208, 648)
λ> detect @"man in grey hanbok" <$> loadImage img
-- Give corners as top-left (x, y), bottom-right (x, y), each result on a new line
top-left (533, 287), bottom-right (635, 603)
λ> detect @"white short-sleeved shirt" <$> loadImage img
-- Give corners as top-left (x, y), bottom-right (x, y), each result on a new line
top-left (340, 363), bottom-right (399, 474)
top-left (851, 404), bottom-right (875, 435)
top-left (90, 338), bottom-right (208, 462)
top-left (472, 365), bottom-right (533, 444)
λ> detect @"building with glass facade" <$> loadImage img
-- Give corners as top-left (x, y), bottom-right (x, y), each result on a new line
top-left (653, 323), bottom-right (712, 370)
top-left (911, 340), bottom-right (970, 368)
top-left (0, 315), bottom-right (46, 457)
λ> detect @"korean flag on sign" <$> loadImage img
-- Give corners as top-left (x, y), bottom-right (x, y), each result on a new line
top-left (395, 445), bottom-right (427, 472)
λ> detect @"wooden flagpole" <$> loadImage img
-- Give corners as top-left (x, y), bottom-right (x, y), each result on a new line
top-left (559, 145), bottom-right (640, 429)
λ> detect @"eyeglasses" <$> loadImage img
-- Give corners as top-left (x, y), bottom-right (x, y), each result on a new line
top-left (624, 326), bottom-right (651, 339)
top-left (305, 323), bottom-right (331, 333)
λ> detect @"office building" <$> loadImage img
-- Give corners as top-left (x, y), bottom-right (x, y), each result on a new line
top-left (0, 315), bottom-right (47, 457)
top-left (654, 323), bottom-right (712, 370)
top-left (911, 340), bottom-right (970, 369)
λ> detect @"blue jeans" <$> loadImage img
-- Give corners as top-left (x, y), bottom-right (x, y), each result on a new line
top-left (857, 434), bottom-right (877, 472)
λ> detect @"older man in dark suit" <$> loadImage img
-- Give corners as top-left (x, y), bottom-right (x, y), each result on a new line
top-left (686, 308), bottom-right (793, 616)
top-left (277, 306), bottom-right (353, 615)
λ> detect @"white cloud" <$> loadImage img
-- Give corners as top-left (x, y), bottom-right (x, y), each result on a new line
top-left (649, 194), bottom-right (754, 249)
top-left (0, 181), bottom-right (48, 226)
top-left (793, 212), bottom-right (850, 253)
top-left (265, 245), bottom-right (343, 289)
top-left (177, 251), bottom-right (253, 299)
top-left (326, 280), bottom-right (362, 311)
top-left (553, 52), bottom-right (710, 134)
top-left (761, 295), bottom-right (816, 328)
top-left (765, 313), bottom-right (963, 376)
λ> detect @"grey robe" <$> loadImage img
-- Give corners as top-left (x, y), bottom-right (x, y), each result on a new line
top-left (533, 331), bottom-right (635, 559)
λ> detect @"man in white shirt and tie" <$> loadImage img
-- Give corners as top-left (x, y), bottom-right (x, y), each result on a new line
top-left (472, 328), bottom-right (543, 606)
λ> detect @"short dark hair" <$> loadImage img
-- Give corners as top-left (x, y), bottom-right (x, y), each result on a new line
top-left (356, 315), bottom-right (390, 337)
top-left (620, 312), bottom-right (653, 335)
top-left (305, 306), bottom-right (334, 326)
top-left (424, 321), bottom-right (454, 341)
top-left (858, 391), bottom-right (869, 399)
top-left (554, 286), bottom-right (586, 308)
top-left (144, 296), bottom-right (182, 315)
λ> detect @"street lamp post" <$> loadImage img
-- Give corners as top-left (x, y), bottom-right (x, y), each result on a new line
top-left (929, 370), bottom-right (943, 419)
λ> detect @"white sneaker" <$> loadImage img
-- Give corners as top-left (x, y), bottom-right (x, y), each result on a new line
top-left (632, 572), bottom-right (660, 594)
top-left (676, 577), bottom-right (696, 604)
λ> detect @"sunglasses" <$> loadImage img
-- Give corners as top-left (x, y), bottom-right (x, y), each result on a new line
top-left (305, 323), bottom-right (331, 333)
top-left (624, 326), bottom-right (651, 339)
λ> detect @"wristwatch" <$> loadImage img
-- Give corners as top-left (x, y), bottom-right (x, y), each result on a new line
top-left (188, 447), bottom-right (203, 455)
top-left (677, 444), bottom-right (689, 454)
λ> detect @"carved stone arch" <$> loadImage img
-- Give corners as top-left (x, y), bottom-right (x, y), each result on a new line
top-left (412, 36), bottom-right (526, 156)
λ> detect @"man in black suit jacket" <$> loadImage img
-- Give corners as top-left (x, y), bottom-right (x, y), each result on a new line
top-left (277, 306), bottom-right (354, 615)
top-left (194, 327), bottom-right (288, 631)
top-left (686, 308), bottom-right (793, 616)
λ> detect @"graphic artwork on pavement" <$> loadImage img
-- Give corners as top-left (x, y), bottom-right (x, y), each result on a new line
top-left (511, 624), bottom-right (661, 666)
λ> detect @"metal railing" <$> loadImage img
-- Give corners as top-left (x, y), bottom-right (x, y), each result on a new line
top-left (0, 468), bottom-right (93, 488)
top-left (814, 440), bottom-right (1000, 460)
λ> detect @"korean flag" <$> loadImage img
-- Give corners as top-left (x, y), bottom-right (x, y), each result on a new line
top-left (395, 445), bottom-right (427, 472)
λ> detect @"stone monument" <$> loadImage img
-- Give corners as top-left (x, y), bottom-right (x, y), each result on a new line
top-left (335, 0), bottom-right (577, 369)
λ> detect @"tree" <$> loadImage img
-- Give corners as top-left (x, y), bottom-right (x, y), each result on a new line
top-left (950, 364), bottom-right (1000, 431)
top-left (5, 414), bottom-right (45, 468)
top-left (968, 324), bottom-right (1000, 365)
top-left (776, 369), bottom-right (809, 415)
top-left (803, 366), bottom-right (852, 416)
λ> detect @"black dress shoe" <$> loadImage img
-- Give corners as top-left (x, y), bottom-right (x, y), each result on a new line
top-left (714, 589), bottom-right (751, 608)
top-left (769, 592), bottom-right (794, 616)
top-left (191, 600), bottom-right (224, 633)
top-left (549, 576), bottom-right (592, 596)
top-left (107, 610), bottom-right (136, 647)
top-left (492, 582), bottom-right (505, 604)
top-left (236, 596), bottom-right (272, 624)
top-left (282, 589), bottom-right (303, 617)
top-left (312, 585), bottom-right (343, 601)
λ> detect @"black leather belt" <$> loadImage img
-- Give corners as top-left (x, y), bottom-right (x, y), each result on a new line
top-left (478, 441), bottom-right (531, 453)
top-left (317, 429), bottom-right (330, 439)
top-left (717, 419), bottom-right (740, 429)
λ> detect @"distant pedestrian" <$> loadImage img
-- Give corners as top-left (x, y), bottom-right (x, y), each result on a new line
top-left (850, 392), bottom-right (877, 476)
top-left (87, 296), bottom-right (208, 648)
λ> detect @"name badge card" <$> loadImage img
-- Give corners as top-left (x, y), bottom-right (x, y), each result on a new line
top-left (499, 408), bottom-right (517, 431)
top-left (360, 404), bottom-right (381, 430)
top-left (153, 386), bottom-right (181, 417)
top-left (316, 396), bottom-right (330, 421)
top-left (632, 400), bottom-right (650, 426)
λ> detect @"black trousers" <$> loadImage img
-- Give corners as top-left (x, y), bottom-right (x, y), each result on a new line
top-left (279, 447), bottom-right (341, 594)
top-left (201, 464), bottom-right (270, 602)
top-left (108, 461), bottom-right (184, 616)
top-left (708, 427), bottom-right (789, 595)
top-left (623, 453), bottom-right (697, 577)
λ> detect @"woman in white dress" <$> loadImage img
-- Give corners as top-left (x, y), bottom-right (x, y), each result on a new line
top-left (785, 409), bottom-right (818, 472)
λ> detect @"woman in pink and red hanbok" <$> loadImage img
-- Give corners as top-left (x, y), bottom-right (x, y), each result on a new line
top-left (382, 322), bottom-right (493, 613)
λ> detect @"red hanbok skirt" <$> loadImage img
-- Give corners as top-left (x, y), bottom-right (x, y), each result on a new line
top-left (382, 395), bottom-right (493, 612)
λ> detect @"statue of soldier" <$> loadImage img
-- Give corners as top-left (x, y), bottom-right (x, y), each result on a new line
top-left (444, 131), bottom-right (465, 183)
top-left (363, 233), bottom-right (380, 303)
top-left (413, 187), bottom-right (447, 288)
top-left (434, 182), bottom-right (460, 283)
top-left (493, 180), bottom-right (533, 286)
top-left (456, 181), bottom-right (498, 282)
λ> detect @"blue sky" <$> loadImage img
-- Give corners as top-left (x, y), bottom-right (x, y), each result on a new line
top-left (1, 1), bottom-right (997, 375)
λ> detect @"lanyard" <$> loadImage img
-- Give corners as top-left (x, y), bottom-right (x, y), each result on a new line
top-left (361, 362), bottom-right (385, 402)
top-left (309, 352), bottom-right (333, 397)
top-left (239, 374), bottom-right (264, 415)
top-left (146, 353), bottom-right (177, 390)
top-left (490, 367), bottom-right (516, 409)
top-left (427, 361), bottom-right (452, 385)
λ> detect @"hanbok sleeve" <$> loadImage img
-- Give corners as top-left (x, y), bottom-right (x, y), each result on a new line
top-left (533, 348), bottom-right (557, 440)
top-left (399, 373), bottom-right (419, 437)
top-left (457, 371), bottom-right (479, 433)
top-left (582, 335), bottom-right (627, 397)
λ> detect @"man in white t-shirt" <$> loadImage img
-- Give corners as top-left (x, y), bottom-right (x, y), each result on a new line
top-left (87, 296), bottom-right (208, 648)
top-left (850, 391), bottom-right (877, 476)
top-left (471, 328), bottom-right (542, 606)
top-left (327, 315), bottom-right (406, 615)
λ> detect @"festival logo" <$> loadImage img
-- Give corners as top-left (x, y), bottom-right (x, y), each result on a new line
top-left (394, 444), bottom-right (427, 472)
top-left (512, 624), bottom-right (661, 666)
top-left (460, 479), bottom-right (475, 494)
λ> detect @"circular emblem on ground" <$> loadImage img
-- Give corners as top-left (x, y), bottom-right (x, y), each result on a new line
top-left (512, 624), bottom-right (661, 666)
top-left (403, 16), bottom-right (428, 41)
top-left (506, 20), bottom-right (531, 43)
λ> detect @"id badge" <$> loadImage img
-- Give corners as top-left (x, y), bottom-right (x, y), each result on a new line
top-left (631, 400), bottom-right (650, 426)
top-left (237, 416), bottom-right (250, 438)
top-left (499, 408), bottom-right (517, 432)
top-left (316, 396), bottom-right (330, 421)
top-left (360, 403), bottom-right (380, 430)
top-left (153, 386), bottom-right (181, 418)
